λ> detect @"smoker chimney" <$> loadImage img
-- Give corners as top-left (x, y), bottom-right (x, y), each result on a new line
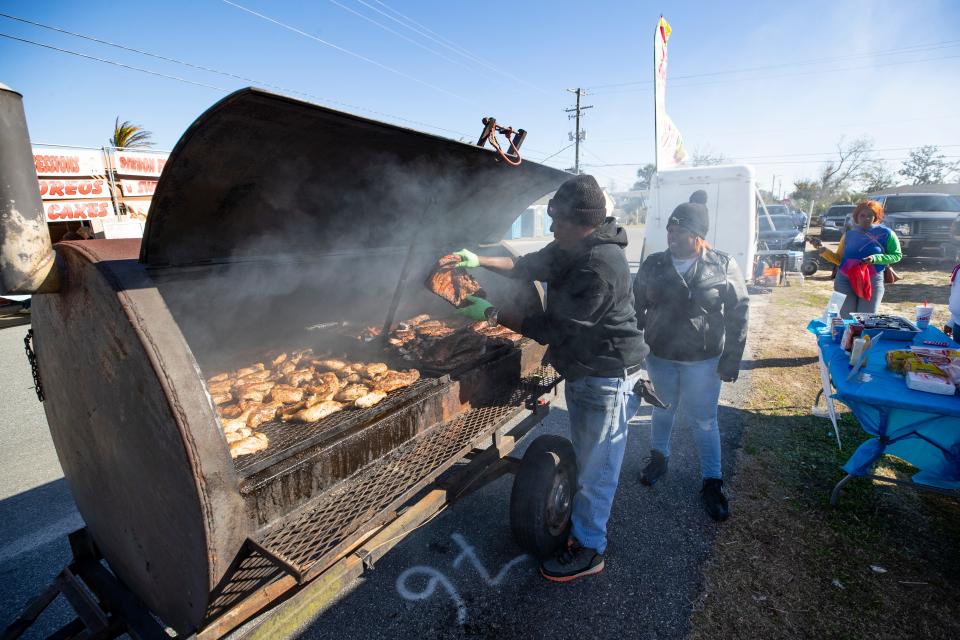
top-left (0, 83), bottom-right (59, 294)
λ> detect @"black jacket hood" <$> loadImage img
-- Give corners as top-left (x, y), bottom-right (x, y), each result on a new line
top-left (584, 218), bottom-right (629, 249)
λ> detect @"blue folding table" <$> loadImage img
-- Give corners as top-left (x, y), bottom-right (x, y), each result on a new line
top-left (809, 321), bottom-right (960, 504)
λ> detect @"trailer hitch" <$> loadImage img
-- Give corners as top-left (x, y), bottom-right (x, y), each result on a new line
top-left (476, 116), bottom-right (526, 166)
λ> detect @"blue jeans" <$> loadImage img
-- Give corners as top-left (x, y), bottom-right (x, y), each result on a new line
top-left (564, 370), bottom-right (642, 554)
top-left (645, 354), bottom-right (723, 480)
top-left (834, 270), bottom-right (884, 317)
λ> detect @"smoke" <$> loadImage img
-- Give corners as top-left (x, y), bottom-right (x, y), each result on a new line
top-left (148, 104), bottom-right (565, 372)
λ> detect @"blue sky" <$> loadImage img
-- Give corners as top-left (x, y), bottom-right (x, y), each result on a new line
top-left (2, 0), bottom-right (959, 194)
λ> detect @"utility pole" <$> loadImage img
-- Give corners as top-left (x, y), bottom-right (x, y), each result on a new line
top-left (565, 88), bottom-right (593, 174)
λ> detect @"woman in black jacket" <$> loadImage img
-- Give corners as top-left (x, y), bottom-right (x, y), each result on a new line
top-left (632, 200), bottom-right (749, 520)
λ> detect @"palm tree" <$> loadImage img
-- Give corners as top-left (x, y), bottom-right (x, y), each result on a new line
top-left (109, 117), bottom-right (153, 149)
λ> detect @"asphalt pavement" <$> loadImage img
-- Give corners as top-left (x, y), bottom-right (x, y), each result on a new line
top-left (0, 323), bottom-right (80, 638)
top-left (0, 223), bottom-right (755, 639)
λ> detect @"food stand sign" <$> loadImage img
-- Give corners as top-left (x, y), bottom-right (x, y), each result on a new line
top-left (119, 179), bottom-right (158, 197)
top-left (33, 147), bottom-right (106, 177)
top-left (112, 150), bottom-right (167, 177)
top-left (43, 199), bottom-right (117, 222)
top-left (38, 178), bottom-right (111, 200)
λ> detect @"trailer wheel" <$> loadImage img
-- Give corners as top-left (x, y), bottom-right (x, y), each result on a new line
top-left (801, 259), bottom-right (819, 276)
top-left (509, 435), bottom-right (577, 559)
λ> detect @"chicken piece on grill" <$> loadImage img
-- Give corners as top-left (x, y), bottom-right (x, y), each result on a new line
top-left (335, 383), bottom-right (370, 403)
top-left (339, 363), bottom-right (365, 376)
top-left (368, 369), bottom-right (420, 393)
top-left (270, 384), bottom-right (304, 404)
top-left (354, 390), bottom-right (387, 409)
top-left (387, 330), bottom-right (417, 347)
top-left (221, 406), bottom-right (256, 433)
top-left (236, 363), bottom-right (265, 377)
top-left (212, 391), bottom-right (233, 405)
top-left (343, 372), bottom-right (362, 384)
top-left (219, 404), bottom-right (243, 419)
top-left (304, 372), bottom-right (340, 401)
top-left (229, 432), bottom-right (269, 458)
top-left (246, 400), bottom-right (283, 428)
top-left (270, 352), bottom-right (288, 368)
top-left (404, 314), bottom-right (432, 326)
top-left (416, 325), bottom-right (456, 338)
top-left (425, 254), bottom-right (486, 307)
top-left (314, 358), bottom-right (349, 373)
top-left (207, 379), bottom-right (235, 396)
top-left (236, 381), bottom-right (277, 403)
top-left (285, 368), bottom-right (315, 387)
top-left (208, 372), bottom-right (233, 384)
top-left (277, 361), bottom-right (298, 376)
top-left (291, 400), bottom-right (344, 423)
top-left (236, 369), bottom-right (274, 384)
top-left (224, 427), bottom-right (253, 444)
top-left (365, 362), bottom-right (389, 377)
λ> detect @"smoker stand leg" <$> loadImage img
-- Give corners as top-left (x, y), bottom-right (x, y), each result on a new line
top-left (0, 528), bottom-right (166, 640)
top-left (1, 581), bottom-right (61, 640)
top-left (830, 474), bottom-right (854, 506)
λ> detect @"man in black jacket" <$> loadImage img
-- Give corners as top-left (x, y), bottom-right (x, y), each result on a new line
top-left (454, 174), bottom-right (648, 581)
top-left (633, 200), bottom-right (749, 520)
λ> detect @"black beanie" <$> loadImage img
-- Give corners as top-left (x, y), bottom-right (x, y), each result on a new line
top-left (549, 174), bottom-right (607, 227)
top-left (668, 202), bottom-right (709, 238)
top-left (689, 189), bottom-right (708, 205)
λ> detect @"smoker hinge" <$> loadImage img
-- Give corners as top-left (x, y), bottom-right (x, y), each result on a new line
top-left (24, 329), bottom-right (45, 402)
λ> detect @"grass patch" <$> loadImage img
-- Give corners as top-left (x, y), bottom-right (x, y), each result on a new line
top-left (689, 257), bottom-right (960, 640)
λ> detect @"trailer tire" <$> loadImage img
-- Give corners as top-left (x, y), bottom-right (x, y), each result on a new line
top-left (509, 434), bottom-right (577, 559)
top-left (801, 259), bottom-right (819, 276)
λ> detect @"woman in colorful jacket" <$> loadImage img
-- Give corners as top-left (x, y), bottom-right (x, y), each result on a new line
top-left (808, 200), bottom-right (902, 317)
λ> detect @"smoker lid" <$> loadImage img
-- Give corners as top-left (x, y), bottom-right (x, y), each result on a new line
top-left (141, 88), bottom-right (569, 267)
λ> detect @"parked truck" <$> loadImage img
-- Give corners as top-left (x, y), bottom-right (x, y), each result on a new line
top-left (644, 165), bottom-right (765, 275)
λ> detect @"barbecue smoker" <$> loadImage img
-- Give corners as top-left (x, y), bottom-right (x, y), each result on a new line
top-left (0, 87), bottom-right (576, 638)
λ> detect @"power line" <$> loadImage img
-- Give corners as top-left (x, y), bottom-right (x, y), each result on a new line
top-left (359, 0), bottom-right (548, 93)
top-left (533, 143), bottom-right (575, 164)
top-left (585, 38), bottom-right (960, 90)
top-left (0, 32), bottom-right (228, 91)
top-left (219, 0), bottom-right (471, 103)
top-left (327, 0), bottom-right (469, 70)
top-left (0, 27), bottom-right (474, 140)
top-left (589, 52), bottom-right (960, 95)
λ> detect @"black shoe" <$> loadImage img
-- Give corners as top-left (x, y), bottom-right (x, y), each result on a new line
top-left (539, 539), bottom-right (604, 582)
top-left (640, 450), bottom-right (669, 486)
top-left (701, 478), bottom-right (730, 521)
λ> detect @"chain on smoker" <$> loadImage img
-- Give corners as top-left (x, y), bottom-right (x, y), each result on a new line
top-left (24, 329), bottom-right (45, 402)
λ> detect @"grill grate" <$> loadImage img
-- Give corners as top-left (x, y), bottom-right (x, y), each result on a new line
top-left (203, 548), bottom-right (284, 624)
top-left (233, 376), bottom-right (443, 477)
top-left (252, 366), bottom-right (560, 583)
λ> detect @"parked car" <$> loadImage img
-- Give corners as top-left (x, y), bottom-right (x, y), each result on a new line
top-left (820, 204), bottom-right (855, 241)
top-left (759, 204), bottom-right (796, 224)
top-left (866, 193), bottom-right (960, 254)
top-left (758, 214), bottom-right (805, 250)
top-left (942, 213), bottom-right (960, 263)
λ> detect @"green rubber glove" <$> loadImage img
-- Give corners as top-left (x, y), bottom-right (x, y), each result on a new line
top-left (456, 295), bottom-right (492, 321)
top-left (453, 248), bottom-right (479, 268)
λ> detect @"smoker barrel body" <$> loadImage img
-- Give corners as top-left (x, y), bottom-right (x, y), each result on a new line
top-left (15, 88), bottom-right (570, 634)
top-left (32, 239), bottom-right (248, 633)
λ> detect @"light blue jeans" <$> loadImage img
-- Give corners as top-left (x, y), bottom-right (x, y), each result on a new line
top-left (834, 270), bottom-right (885, 317)
top-left (565, 370), bottom-right (642, 554)
top-left (645, 354), bottom-right (723, 480)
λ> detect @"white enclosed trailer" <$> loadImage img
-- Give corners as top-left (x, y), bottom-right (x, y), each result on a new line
top-left (643, 164), bottom-right (757, 270)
